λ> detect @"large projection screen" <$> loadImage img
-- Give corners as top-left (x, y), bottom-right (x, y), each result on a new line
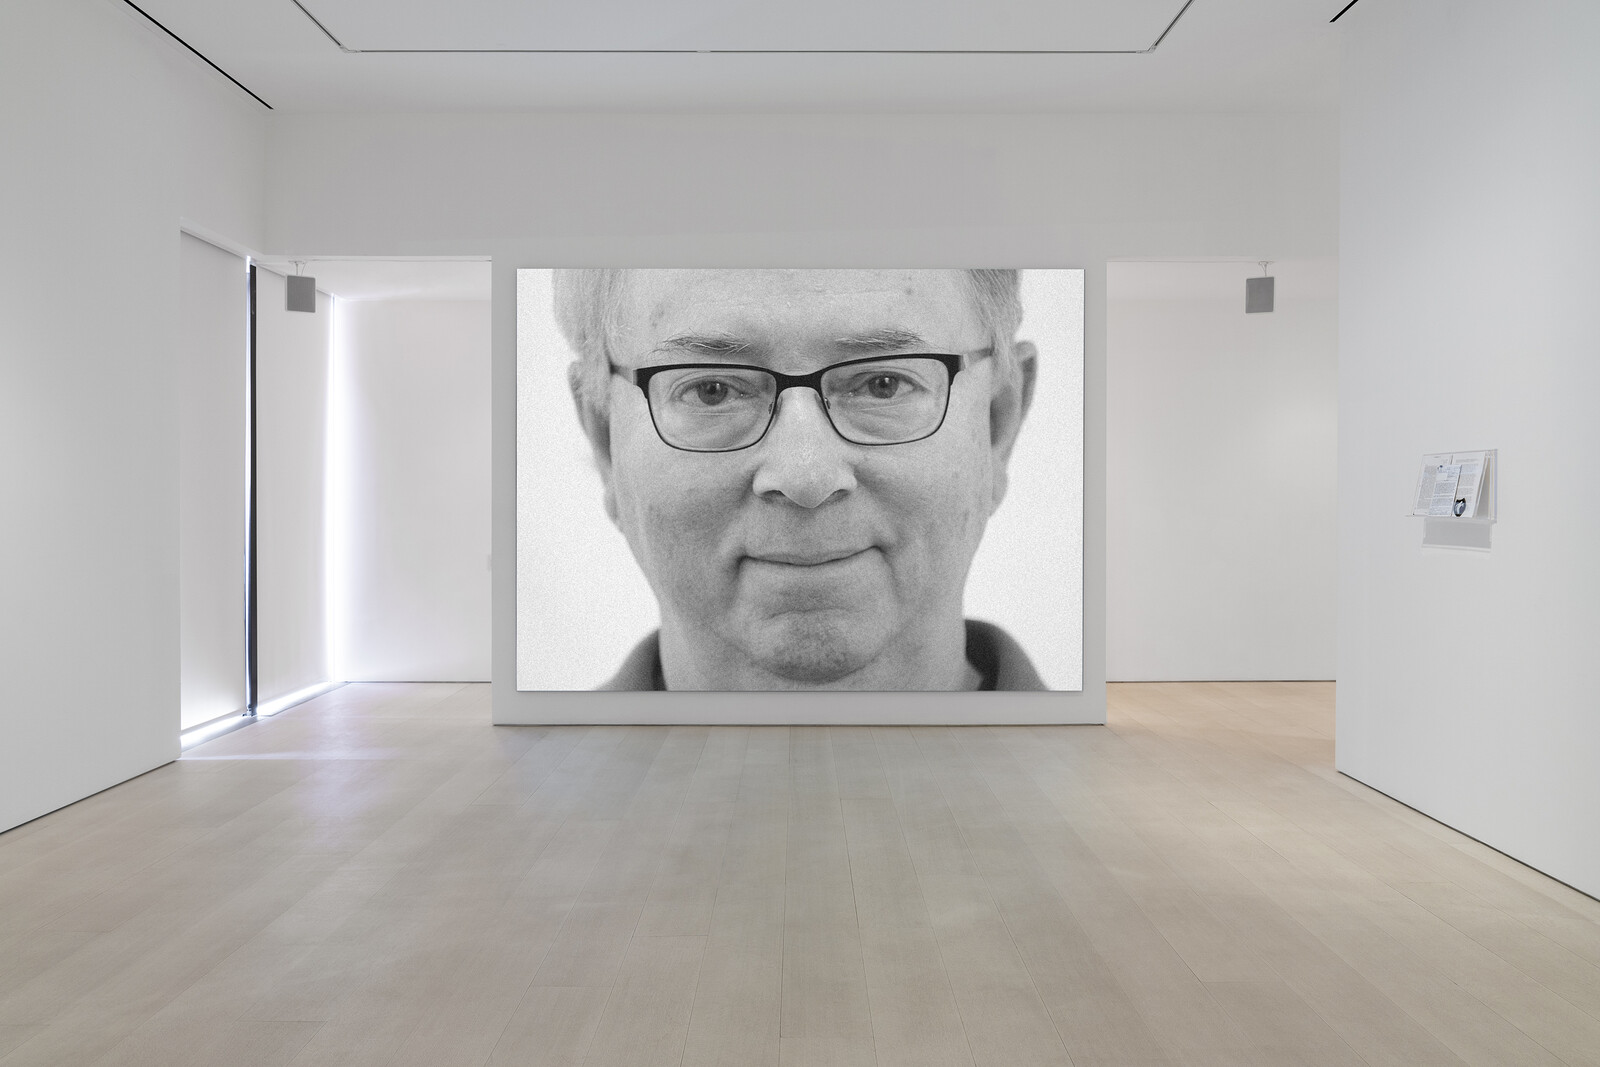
top-left (518, 268), bottom-right (1082, 695)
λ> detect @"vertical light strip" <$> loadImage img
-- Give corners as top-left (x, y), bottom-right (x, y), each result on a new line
top-left (244, 261), bottom-right (259, 716)
top-left (325, 295), bottom-right (346, 683)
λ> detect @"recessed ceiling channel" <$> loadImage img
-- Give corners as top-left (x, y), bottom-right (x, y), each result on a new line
top-left (290, 0), bottom-right (1196, 54)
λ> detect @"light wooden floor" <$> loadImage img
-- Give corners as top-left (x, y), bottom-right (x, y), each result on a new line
top-left (1, 683), bottom-right (1598, 1066)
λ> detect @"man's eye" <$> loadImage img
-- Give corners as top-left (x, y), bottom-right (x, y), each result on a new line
top-left (671, 376), bottom-right (754, 407)
top-left (843, 371), bottom-right (921, 401)
top-left (864, 374), bottom-right (906, 399)
top-left (694, 380), bottom-right (733, 405)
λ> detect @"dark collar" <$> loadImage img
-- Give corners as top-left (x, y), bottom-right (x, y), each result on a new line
top-left (599, 619), bottom-right (1047, 692)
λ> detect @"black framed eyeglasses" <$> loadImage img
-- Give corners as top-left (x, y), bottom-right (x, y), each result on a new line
top-left (614, 353), bottom-right (967, 453)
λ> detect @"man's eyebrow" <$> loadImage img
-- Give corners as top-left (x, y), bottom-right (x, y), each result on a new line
top-left (651, 328), bottom-right (932, 359)
top-left (652, 334), bottom-right (753, 357)
top-left (833, 328), bottom-right (931, 353)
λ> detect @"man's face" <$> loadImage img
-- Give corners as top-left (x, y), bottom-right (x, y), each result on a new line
top-left (593, 268), bottom-right (1024, 688)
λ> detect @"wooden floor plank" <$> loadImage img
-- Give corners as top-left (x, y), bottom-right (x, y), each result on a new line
top-left (681, 883), bottom-right (783, 1067)
top-left (581, 934), bottom-right (705, 1067)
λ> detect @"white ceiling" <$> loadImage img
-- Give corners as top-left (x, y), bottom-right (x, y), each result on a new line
top-left (122, 0), bottom-right (1347, 113)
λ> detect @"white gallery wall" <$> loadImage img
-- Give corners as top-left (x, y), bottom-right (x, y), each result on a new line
top-left (1339, 0), bottom-right (1600, 896)
top-left (1108, 260), bottom-right (1338, 681)
top-left (0, 0), bottom-right (265, 833)
top-left (254, 270), bottom-right (332, 704)
top-left (337, 299), bottom-right (492, 682)
top-left (178, 233), bottom-right (249, 729)
top-left (262, 109), bottom-right (1339, 723)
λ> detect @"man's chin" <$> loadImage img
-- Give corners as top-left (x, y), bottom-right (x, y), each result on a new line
top-left (743, 611), bottom-right (883, 688)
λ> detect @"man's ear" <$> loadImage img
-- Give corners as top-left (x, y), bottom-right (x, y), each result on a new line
top-left (988, 340), bottom-right (1037, 514)
top-left (568, 363), bottom-right (619, 524)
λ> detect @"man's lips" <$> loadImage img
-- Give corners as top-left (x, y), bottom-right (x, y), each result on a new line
top-left (746, 547), bottom-right (873, 567)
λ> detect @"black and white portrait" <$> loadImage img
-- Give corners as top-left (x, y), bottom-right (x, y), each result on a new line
top-left (517, 268), bottom-right (1082, 691)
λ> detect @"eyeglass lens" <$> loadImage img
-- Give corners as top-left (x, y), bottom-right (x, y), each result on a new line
top-left (645, 356), bottom-right (953, 452)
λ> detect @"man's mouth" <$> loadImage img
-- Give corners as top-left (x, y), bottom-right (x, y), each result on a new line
top-left (747, 547), bottom-right (872, 567)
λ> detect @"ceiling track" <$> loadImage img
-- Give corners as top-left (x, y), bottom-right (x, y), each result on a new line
top-left (290, 0), bottom-right (1197, 56)
top-left (121, 0), bottom-right (272, 108)
top-left (1329, 0), bottom-right (1363, 23)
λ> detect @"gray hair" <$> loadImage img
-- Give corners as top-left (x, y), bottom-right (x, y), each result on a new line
top-left (555, 268), bottom-right (1025, 424)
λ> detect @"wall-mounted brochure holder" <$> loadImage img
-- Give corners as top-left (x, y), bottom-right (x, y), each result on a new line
top-left (1411, 449), bottom-right (1496, 549)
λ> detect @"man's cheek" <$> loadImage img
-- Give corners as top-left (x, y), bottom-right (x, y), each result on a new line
top-left (877, 471), bottom-right (986, 573)
top-left (615, 468), bottom-right (743, 583)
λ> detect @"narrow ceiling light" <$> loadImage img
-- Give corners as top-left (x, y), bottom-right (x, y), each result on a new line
top-left (1246, 261), bottom-right (1274, 314)
top-left (288, 0), bottom-right (1197, 55)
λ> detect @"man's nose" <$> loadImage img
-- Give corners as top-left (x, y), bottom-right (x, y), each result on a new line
top-left (750, 388), bottom-right (859, 509)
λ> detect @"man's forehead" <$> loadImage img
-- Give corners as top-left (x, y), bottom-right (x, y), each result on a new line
top-left (615, 269), bottom-right (981, 347)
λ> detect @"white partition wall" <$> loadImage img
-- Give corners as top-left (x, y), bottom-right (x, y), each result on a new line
top-left (0, 0), bottom-right (265, 833)
top-left (254, 269), bottom-right (332, 703)
top-left (262, 109), bottom-right (1340, 724)
top-left (178, 233), bottom-right (248, 728)
top-left (1339, 0), bottom-right (1600, 897)
top-left (337, 299), bottom-right (492, 681)
top-left (1108, 260), bottom-right (1338, 682)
